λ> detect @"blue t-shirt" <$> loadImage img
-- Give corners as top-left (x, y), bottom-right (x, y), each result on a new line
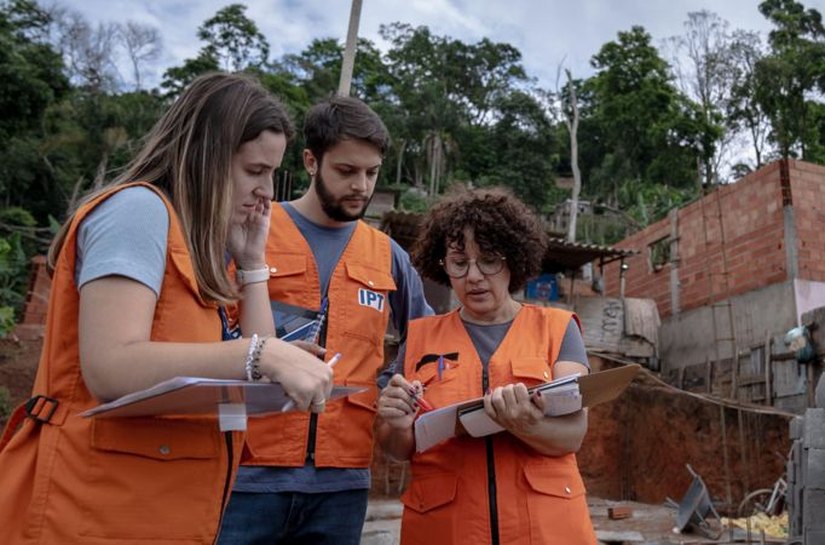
top-left (232, 202), bottom-right (433, 494)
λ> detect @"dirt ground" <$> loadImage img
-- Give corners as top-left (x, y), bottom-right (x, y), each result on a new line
top-left (0, 338), bottom-right (42, 428)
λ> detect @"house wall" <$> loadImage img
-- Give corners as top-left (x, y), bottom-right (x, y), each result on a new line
top-left (659, 280), bottom-right (797, 369)
top-left (791, 161), bottom-right (825, 283)
top-left (603, 160), bottom-right (795, 316)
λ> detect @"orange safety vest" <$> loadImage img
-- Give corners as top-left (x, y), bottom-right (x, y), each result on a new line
top-left (400, 305), bottom-right (597, 545)
top-left (0, 183), bottom-right (244, 544)
top-left (241, 203), bottom-right (395, 468)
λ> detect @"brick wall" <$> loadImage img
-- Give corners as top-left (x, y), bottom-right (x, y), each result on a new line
top-left (789, 161), bottom-right (825, 282)
top-left (603, 160), bottom-right (825, 319)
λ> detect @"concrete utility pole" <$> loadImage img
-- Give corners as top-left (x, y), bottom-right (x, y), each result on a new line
top-left (338, 0), bottom-right (363, 96)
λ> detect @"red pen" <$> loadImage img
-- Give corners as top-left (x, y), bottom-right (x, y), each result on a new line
top-left (409, 387), bottom-right (434, 412)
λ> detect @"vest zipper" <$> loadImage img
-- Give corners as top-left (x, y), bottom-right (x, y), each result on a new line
top-left (306, 300), bottom-right (329, 462)
top-left (485, 437), bottom-right (500, 545)
top-left (482, 363), bottom-right (500, 545)
top-left (306, 413), bottom-right (318, 462)
top-left (215, 431), bottom-right (234, 543)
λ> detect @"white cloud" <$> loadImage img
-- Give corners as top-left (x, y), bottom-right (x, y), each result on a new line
top-left (59, 0), bottom-right (776, 90)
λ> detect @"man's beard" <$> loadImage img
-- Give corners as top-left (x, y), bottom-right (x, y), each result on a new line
top-left (314, 169), bottom-right (371, 222)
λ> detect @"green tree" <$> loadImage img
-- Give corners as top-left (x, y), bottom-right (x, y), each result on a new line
top-left (0, 0), bottom-right (70, 220)
top-left (477, 90), bottom-right (559, 210)
top-left (161, 3), bottom-right (268, 96)
top-left (379, 23), bottom-right (541, 203)
top-left (198, 3), bottom-right (269, 72)
top-left (282, 37), bottom-right (392, 104)
top-left (727, 30), bottom-right (772, 169)
top-left (668, 11), bottom-right (751, 184)
top-left (582, 26), bottom-right (712, 214)
top-left (160, 51), bottom-right (219, 98)
top-left (756, 0), bottom-right (825, 160)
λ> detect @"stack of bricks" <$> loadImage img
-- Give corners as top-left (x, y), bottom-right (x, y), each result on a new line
top-left (14, 255), bottom-right (50, 340)
top-left (788, 397), bottom-right (825, 543)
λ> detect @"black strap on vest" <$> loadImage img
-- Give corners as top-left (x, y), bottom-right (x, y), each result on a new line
top-left (24, 395), bottom-right (60, 424)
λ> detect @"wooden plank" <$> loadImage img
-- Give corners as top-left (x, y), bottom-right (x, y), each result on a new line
top-left (595, 530), bottom-right (644, 543)
top-left (738, 374), bottom-right (767, 387)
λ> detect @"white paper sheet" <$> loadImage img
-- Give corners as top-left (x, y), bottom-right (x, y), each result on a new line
top-left (414, 404), bottom-right (460, 453)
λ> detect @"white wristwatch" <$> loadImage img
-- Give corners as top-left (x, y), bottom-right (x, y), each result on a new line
top-left (236, 266), bottom-right (271, 286)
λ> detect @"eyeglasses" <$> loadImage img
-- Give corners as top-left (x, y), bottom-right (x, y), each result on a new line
top-left (440, 255), bottom-right (506, 278)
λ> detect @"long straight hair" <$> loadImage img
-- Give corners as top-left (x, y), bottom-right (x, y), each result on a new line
top-left (48, 72), bottom-right (293, 304)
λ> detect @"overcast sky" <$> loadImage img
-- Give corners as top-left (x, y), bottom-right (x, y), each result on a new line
top-left (58, 0), bottom-right (779, 90)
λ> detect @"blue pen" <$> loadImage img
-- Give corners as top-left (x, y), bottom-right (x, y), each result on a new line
top-left (437, 354), bottom-right (444, 381)
top-left (308, 297), bottom-right (328, 345)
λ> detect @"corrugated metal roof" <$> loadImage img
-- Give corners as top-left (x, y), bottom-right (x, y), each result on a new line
top-left (381, 210), bottom-right (638, 273)
top-left (544, 237), bottom-right (638, 272)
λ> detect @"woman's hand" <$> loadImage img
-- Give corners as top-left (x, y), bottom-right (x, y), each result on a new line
top-left (483, 383), bottom-right (544, 435)
top-left (377, 374), bottom-right (421, 431)
top-left (228, 197), bottom-right (271, 270)
top-left (258, 339), bottom-right (333, 412)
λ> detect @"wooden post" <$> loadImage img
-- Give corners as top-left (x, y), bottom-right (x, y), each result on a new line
top-left (337, 0), bottom-right (363, 96)
top-left (719, 405), bottom-right (733, 509)
top-left (764, 333), bottom-right (773, 406)
top-left (731, 345), bottom-right (740, 401)
top-left (705, 356), bottom-right (712, 394)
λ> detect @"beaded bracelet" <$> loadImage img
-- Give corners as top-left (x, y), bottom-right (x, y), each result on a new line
top-left (244, 334), bottom-right (259, 382)
top-left (248, 335), bottom-right (269, 382)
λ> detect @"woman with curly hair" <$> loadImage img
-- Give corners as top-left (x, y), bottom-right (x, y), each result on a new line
top-left (375, 187), bottom-right (597, 545)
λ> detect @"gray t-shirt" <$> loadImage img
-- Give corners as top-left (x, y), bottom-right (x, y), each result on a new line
top-left (75, 186), bottom-right (169, 294)
top-left (232, 202), bottom-right (434, 494)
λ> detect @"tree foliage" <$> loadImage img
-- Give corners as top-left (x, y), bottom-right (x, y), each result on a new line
top-left (580, 25), bottom-right (714, 215)
top-left (1, 0), bottom-right (824, 324)
top-left (755, 0), bottom-right (825, 160)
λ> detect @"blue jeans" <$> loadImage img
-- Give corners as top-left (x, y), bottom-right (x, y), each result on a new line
top-left (217, 489), bottom-right (369, 545)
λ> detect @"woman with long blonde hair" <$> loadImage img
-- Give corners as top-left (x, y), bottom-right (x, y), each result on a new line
top-left (0, 72), bottom-right (332, 544)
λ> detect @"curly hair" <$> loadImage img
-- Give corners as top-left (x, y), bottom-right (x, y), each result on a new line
top-left (412, 187), bottom-right (547, 291)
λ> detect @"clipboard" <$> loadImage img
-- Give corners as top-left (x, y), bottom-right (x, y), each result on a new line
top-left (82, 376), bottom-right (365, 421)
top-left (414, 364), bottom-right (640, 453)
top-left (272, 300), bottom-right (326, 343)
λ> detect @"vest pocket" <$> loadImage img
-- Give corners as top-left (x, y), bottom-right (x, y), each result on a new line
top-left (90, 417), bottom-right (220, 459)
top-left (412, 360), bottom-right (461, 386)
top-left (81, 417), bottom-right (224, 540)
top-left (268, 253), bottom-right (307, 278)
top-left (400, 474), bottom-right (461, 545)
top-left (522, 461), bottom-right (594, 543)
top-left (345, 263), bottom-right (397, 292)
top-left (510, 356), bottom-right (552, 385)
top-left (400, 473), bottom-right (458, 513)
top-left (342, 263), bottom-right (395, 346)
top-left (523, 462), bottom-right (586, 499)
